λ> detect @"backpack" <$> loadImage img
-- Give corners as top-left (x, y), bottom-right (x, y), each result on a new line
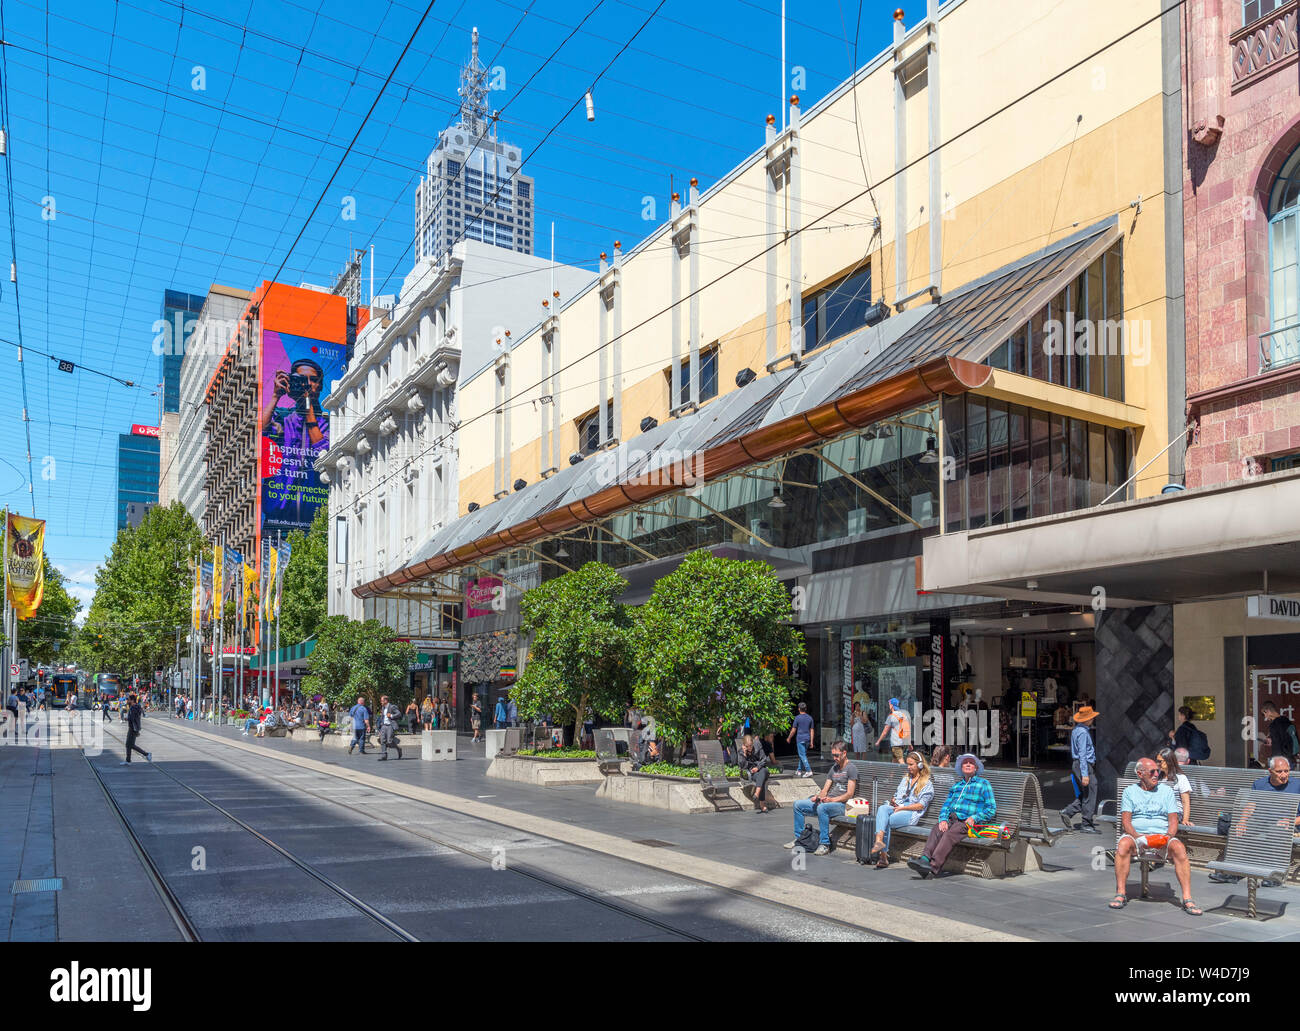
top-left (793, 824), bottom-right (819, 853)
top-left (1187, 724), bottom-right (1211, 762)
top-left (894, 711), bottom-right (911, 741)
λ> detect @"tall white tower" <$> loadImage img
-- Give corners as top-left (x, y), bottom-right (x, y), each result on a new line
top-left (414, 28), bottom-right (536, 263)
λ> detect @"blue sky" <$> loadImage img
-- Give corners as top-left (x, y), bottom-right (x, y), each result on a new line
top-left (0, 0), bottom-right (898, 611)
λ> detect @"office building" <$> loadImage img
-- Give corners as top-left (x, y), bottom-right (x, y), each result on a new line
top-left (116, 426), bottom-right (160, 530)
top-left (413, 28), bottom-right (536, 264)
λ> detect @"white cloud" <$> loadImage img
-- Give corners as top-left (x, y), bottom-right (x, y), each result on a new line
top-left (55, 562), bottom-right (100, 623)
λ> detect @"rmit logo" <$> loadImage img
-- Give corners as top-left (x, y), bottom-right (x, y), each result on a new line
top-left (49, 964), bottom-right (151, 1011)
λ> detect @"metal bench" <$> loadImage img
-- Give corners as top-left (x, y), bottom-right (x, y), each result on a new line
top-left (693, 737), bottom-right (743, 812)
top-left (1111, 777), bottom-right (1172, 901)
top-left (594, 728), bottom-right (622, 775)
top-left (1209, 788), bottom-right (1300, 919)
top-left (1119, 761), bottom-right (1266, 864)
top-left (831, 761), bottom-right (1054, 877)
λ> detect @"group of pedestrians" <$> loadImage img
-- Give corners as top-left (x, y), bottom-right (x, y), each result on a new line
top-left (344, 695), bottom-right (405, 760)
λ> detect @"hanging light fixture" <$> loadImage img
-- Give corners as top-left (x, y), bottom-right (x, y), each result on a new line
top-left (555, 542), bottom-right (569, 558)
top-left (634, 514), bottom-right (645, 532)
top-left (769, 487), bottom-right (786, 509)
top-left (919, 435), bottom-right (938, 463)
top-left (584, 91), bottom-right (596, 121)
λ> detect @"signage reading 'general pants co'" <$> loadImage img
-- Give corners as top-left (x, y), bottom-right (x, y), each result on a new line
top-left (1247, 595), bottom-right (1300, 622)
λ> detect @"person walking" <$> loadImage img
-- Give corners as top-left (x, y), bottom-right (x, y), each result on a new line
top-left (786, 701), bottom-right (815, 777)
top-left (346, 695), bottom-right (371, 755)
top-left (1060, 705), bottom-right (1101, 833)
top-left (507, 696), bottom-right (518, 728)
top-left (421, 696), bottom-right (434, 731)
top-left (439, 695), bottom-right (451, 733)
top-left (119, 694), bottom-right (151, 765)
top-left (471, 694), bottom-right (483, 742)
top-left (404, 699), bottom-right (420, 735)
top-left (875, 698), bottom-right (913, 763)
top-left (376, 695), bottom-right (403, 761)
top-left (494, 696), bottom-right (508, 730)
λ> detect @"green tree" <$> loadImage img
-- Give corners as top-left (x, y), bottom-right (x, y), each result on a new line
top-left (630, 550), bottom-right (805, 747)
top-left (513, 561), bottom-right (635, 734)
top-left (301, 615), bottom-right (416, 709)
top-left (80, 503), bottom-right (204, 684)
top-left (278, 506), bottom-right (328, 644)
top-left (16, 556), bottom-right (81, 666)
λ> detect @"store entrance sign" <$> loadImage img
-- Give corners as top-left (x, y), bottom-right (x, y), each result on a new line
top-left (1247, 594), bottom-right (1300, 621)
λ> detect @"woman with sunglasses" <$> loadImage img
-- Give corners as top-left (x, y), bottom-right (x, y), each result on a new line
top-left (1157, 747), bottom-right (1192, 826)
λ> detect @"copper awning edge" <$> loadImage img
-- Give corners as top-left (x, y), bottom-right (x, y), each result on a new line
top-left (354, 355), bottom-right (985, 597)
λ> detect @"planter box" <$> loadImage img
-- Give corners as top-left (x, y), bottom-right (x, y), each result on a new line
top-left (487, 755), bottom-right (608, 786)
top-left (595, 771), bottom-right (812, 814)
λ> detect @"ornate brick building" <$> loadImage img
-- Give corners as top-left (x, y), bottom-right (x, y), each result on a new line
top-left (1183, 0), bottom-right (1300, 485)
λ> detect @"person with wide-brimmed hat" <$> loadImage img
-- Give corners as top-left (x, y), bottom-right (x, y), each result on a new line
top-left (906, 752), bottom-right (995, 879)
top-left (1059, 705), bottom-right (1101, 833)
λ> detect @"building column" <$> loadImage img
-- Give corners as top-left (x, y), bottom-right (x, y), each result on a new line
top-left (1094, 606), bottom-right (1175, 787)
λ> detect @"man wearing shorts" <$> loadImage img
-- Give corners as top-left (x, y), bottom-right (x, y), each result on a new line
top-left (470, 693), bottom-right (482, 743)
top-left (1111, 757), bottom-right (1200, 915)
top-left (875, 697), bottom-right (912, 763)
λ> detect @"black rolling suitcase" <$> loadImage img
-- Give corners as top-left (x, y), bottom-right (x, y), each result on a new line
top-left (855, 813), bottom-right (872, 863)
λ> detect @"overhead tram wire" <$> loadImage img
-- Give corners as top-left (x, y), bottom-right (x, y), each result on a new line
top-left (0, 0), bottom-right (36, 513)
top-left (0, 21), bottom-right (885, 212)
top-left (327, 0), bottom-right (1192, 522)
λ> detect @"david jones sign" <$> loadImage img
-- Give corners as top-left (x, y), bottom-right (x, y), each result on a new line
top-left (1247, 595), bottom-right (1300, 622)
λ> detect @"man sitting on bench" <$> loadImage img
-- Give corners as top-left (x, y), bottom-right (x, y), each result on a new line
top-left (784, 740), bottom-right (857, 856)
top-left (907, 753), bottom-right (995, 879)
top-left (1110, 757), bottom-right (1201, 915)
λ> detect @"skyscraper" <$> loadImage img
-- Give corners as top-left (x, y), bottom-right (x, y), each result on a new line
top-left (413, 28), bottom-right (535, 263)
top-left (116, 426), bottom-right (160, 530)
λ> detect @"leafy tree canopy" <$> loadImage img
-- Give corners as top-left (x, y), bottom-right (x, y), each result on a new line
top-left (7, 554), bottom-right (80, 666)
top-left (278, 505), bottom-right (328, 645)
top-left (512, 561), bottom-right (634, 729)
top-left (76, 503), bottom-right (203, 682)
top-left (302, 615), bottom-right (416, 709)
top-left (630, 550), bottom-right (804, 746)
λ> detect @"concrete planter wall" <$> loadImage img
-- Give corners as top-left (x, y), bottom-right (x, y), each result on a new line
top-left (487, 755), bottom-right (608, 786)
top-left (595, 772), bottom-right (813, 814)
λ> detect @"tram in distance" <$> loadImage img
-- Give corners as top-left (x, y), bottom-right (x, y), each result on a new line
top-left (49, 673), bottom-right (83, 708)
top-left (93, 673), bottom-right (122, 710)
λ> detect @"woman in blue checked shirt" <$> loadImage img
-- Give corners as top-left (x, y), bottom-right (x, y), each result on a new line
top-left (868, 751), bottom-right (934, 868)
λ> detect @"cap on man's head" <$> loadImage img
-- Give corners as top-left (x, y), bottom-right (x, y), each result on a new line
top-left (889, 697), bottom-right (901, 709)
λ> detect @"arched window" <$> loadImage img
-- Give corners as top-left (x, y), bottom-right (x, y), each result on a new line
top-left (1266, 146), bottom-right (1300, 369)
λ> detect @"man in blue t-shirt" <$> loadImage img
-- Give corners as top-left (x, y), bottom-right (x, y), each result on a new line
top-left (346, 696), bottom-right (371, 755)
top-left (786, 701), bottom-right (815, 777)
top-left (1253, 756), bottom-right (1300, 829)
top-left (1112, 757), bottom-right (1200, 915)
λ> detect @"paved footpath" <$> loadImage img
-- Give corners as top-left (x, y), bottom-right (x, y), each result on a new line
top-left (9, 716), bottom-right (1300, 941)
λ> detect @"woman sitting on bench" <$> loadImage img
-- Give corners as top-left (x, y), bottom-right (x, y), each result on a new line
top-left (868, 751), bottom-right (934, 868)
top-left (738, 734), bottom-right (771, 813)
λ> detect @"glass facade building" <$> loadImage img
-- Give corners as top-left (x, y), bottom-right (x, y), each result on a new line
top-left (116, 431), bottom-right (160, 530)
top-left (159, 289), bottom-right (205, 414)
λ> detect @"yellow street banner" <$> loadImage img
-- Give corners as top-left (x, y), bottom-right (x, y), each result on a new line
top-left (192, 561), bottom-right (201, 633)
top-left (5, 513), bottom-right (46, 620)
top-left (265, 544), bottom-right (278, 622)
top-left (242, 563), bottom-right (257, 631)
top-left (212, 544), bottom-right (223, 621)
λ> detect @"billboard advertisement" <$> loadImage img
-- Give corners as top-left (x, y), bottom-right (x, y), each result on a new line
top-left (259, 329), bottom-right (344, 534)
top-left (466, 576), bottom-right (503, 618)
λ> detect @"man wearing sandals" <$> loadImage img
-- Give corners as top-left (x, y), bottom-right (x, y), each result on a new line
top-left (1111, 757), bottom-right (1201, 916)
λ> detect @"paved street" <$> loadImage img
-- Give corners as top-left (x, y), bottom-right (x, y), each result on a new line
top-left (6, 720), bottom-right (1300, 943)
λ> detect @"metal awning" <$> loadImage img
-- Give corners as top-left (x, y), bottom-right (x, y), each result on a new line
top-left (357, 217), bottom-right (1121, 598)
top-left (921, 469), bottom-right (1300, 606)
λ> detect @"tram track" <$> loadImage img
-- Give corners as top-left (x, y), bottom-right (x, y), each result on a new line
top-left (136, 719), bottom-right (899, 942)
top-left (93, 723), bottom-right (723, 942)
top-left (86, 730), bottom-right (421, 942)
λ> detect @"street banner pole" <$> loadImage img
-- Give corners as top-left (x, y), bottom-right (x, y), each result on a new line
top-left (273, 531), bottom-right (280, 706)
